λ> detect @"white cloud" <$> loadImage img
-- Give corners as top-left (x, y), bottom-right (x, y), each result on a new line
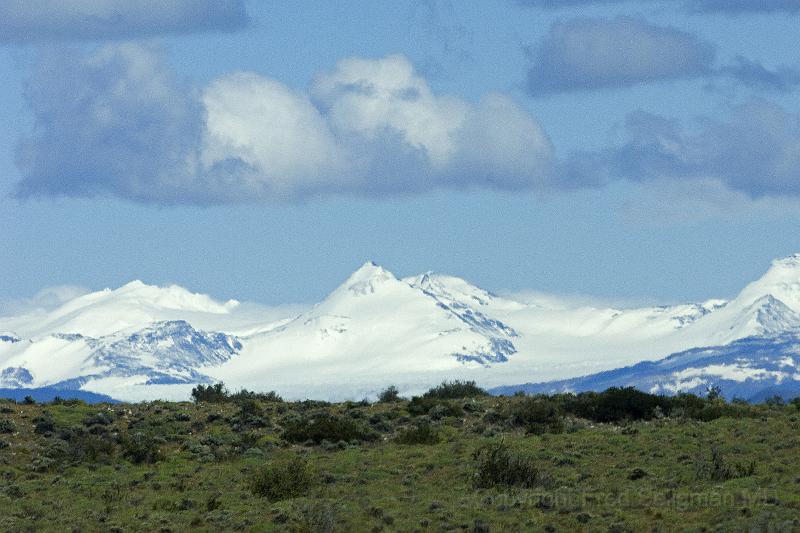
top-left (16, 47), bottom-right (556, 204)
top-left (202, 73), bottom-right (349, 199)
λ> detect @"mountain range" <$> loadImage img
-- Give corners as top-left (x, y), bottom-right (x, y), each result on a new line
top-left (3, 254), bottom-right (800, 401)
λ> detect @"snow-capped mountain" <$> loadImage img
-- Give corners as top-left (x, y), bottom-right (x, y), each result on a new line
top-left (491, 334), bottom-right (800, 402)
top-left (2, 254), bottom-right (800, 401)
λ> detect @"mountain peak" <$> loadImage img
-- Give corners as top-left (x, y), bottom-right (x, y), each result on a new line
top-left (771, 253), bottom-right (800, 269)
top-left (347, 261), bottom-right (394, 283)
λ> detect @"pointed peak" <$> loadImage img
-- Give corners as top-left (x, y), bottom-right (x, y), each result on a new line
top-left (348, 261), bottom-right (394, 281)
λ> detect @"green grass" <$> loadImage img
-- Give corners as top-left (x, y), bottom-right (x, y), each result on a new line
top-left (0, 395), bottom-right (798, 531)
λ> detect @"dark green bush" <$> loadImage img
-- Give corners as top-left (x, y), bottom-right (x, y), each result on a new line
top-left (423, 380), bottom-right (488, 400)
top-left (282, 412), bottom-right (377, 444)
top-left (121, 432), bottom-right (163, 464)
top-left (696, 446), bottom-right (756, 481)
top-left (84, 411), bottom-right (114, 427)
top-left (395, 423), bottom-right (440, 445)
top-left (564, 388), bottom-right (672, 422)
top-left (191, 383), bottom-right (283, 404)
top-left (378, 385), bottom-right (401, 403)
top-left (0, 419), bottom-right (15, 434)
top-left (508, 396), bottom-right (565, 434)
top-left (33, 414), bottom-right (55, 435)
top-left (472, 441), bottom-right (542, 489)
top-left (230, 389), bottom-right (283, 403)
top-left (407, 396), bottom-right (463, 417)
top-left (250, 454), bottom-right (314, 501)
top-left (765, 395), bottom-right (785, 407)
top-left (191, 383), bottom-right (229, 403)
top-left (51, 427), bottom-right (116, 464)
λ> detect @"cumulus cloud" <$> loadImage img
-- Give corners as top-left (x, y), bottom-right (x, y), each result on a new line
top-left (0, 0), bottom-right (247, 42)
top-left (16, 43), bottom-right (205, 203)
top-left (15, 46), bottom-right (557, 204)
top-left (566, 100), bottom-right (800, 198)
top-left (526, 17), bottom-right (715, 95)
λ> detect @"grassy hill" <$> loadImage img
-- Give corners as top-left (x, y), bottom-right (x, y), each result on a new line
top-left (0, 383), bottom-right (798, 532)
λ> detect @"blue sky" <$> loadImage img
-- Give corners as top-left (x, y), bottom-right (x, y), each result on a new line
top-left (2, 0), bottom-right (800, 306)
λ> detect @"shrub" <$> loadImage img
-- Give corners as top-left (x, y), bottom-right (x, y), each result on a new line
top-left (23, 396), bottom-right (35, 405)
top-left (565, 388), bottom-right (671, 423)
top-left (84, 411), bottom-right (114, 427)
top-left (33, 414), bottom-right (55, 435)
top-left (250, 454), bottom-right (314, 501)
top-left (791, 397), bottom-right (800, 410)
top-left (0, 419), bottom-right (15, 434)
top-left (696, 446), bottom-right (756, 481)
top-left (423, 380), bottom-right (488, 400)
top-left (191, 384), bottom-right (283, 404)
top-left (48, 426), bottom-right (116, 465)
top-left (407, 396), bottom-right (463, 417)
top-left (395, 423), bottom-right (440, 445)
top-left (378, 385), bottom-right (401, 403)
top-left (121, 432), bottom-right (163, 464)
top-left (230, 389), bottom-right (283, 403)
top-left (293, 501), bottom-right (337, 533)
top-left (282, 412), bottom-right (377, 444)
top-left (765, 395), bottom-right (785, 407)
top-left (472, 441), bottom-right (542, 489)
top-left (191, 383), bottom-right (229, 403)
top-left (509, 397), bottom-right (565, 435)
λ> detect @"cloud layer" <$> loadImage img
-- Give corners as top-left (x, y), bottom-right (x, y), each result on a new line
top-left (565, 100), bottom-right (800, 198)
top-left (0, 0), bottom-right (247, 42)
top-left (526, 17), bottom-right (715, 95)
top-left (15, 46), bottom-right (556, 204)
top-left (517, 0), bottom-right (800, 14)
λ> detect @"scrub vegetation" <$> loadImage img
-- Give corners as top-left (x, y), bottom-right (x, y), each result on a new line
top-left (0, 383), bottom-right (798, 531)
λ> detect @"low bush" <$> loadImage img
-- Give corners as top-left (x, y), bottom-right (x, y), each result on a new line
top-left (121, 432), bottom-right (163, 464)
top-left (564, 387), bottom-right (672, 422)
top-left (250, 454), bottom-right (314, 501)
top-left (696, 446), bottom-right (756, 481)
top-left (472, 441), bottom-right (543, 489)
top-left (33, 414), bottom-right (55, 435)
top-left (407, 396), bottom-right (463, 417)
top-left (50, 427), bottom-right (116, 464)
top-left (0, 419), bottom-right (15, 434)
top-left (395, 423), bottom-right (440, 445)
top-left (191, 383), bottom-right (283, 404)
top-left (423, 380), bottom-right (488, 400)
top-left (282, 412), bottom-right (377, 444)
top-left (508, 396), bottom-right (565, 434)
top-left (191, 383), bottom-right (229, 403)
top-left (377, 385), bottom-right (401, 403)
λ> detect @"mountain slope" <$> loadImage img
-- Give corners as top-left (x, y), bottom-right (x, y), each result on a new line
top-left (491, 334), bottom-right (800, 401)
top-left (208, 263), bottom-right (520, 394)
top-left (0, 320), bottom-right (241, 390)
top-left (3, 254), bottom-right (800, 401)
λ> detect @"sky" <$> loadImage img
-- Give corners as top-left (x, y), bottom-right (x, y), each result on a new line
top-left (2, 0), bottom-right (800, 308)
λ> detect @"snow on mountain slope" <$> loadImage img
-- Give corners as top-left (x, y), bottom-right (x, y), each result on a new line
top-left (0, 320), bottom-right (241, 389)
top-left (491, 334), bottom-right (800, 402)
top-left (3, 254), bottom-right (800, 401)
top-left (208, 263), bottom-right (519, 393)
top-left (0, 280), bottom-right (241, 339)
